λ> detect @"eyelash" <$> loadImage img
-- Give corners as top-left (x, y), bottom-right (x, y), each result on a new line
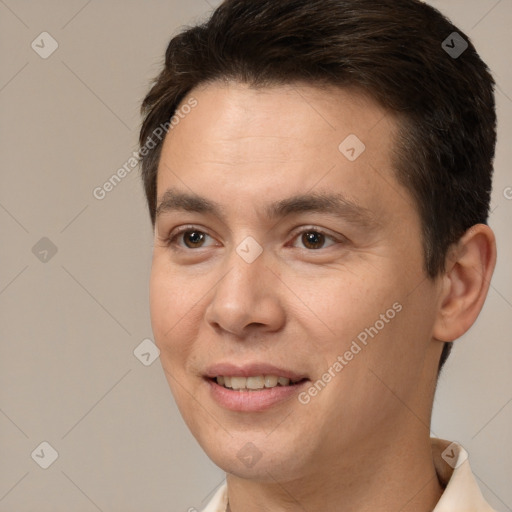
top-left (164, 225), bottom-right (344, 251)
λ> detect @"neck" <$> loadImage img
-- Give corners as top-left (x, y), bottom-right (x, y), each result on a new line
top-left (225, 432), bottom-right (443, 512)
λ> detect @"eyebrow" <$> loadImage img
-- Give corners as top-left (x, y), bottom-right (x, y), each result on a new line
top-left (155, 188), bottom-right (378, 229)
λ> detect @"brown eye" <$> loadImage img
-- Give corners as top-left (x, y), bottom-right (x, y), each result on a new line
top-left (182, 230), bottom-right (206, 248)
top-left (166, 225), bottom-right (218, 250)
top-left (301, 231), bottom-right (326, 250)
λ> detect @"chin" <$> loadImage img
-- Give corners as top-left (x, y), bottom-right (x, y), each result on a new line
top-left (196, 428), bottom-right (311, 483)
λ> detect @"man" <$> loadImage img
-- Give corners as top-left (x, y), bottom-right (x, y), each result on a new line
top-left (139, 1), bottom-right (498, 510)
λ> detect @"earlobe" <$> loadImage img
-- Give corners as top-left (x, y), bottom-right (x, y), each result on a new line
top-left (433, 224), bottom-right (497, 343)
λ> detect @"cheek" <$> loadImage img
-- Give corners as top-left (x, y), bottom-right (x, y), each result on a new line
top-left (298, 268), bottom-right (395, 350)
top-left (298, 254), bottom-right (431, 380)
top-left (149, 261), bottom-right (196, 359)
top-left (149, 265), bottom-right (172, 339)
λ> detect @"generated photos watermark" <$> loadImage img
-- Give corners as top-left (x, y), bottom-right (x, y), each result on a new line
top-left (298, 302), bottom-right (403, 405)
top-left (92, 97), bottom-right (198, 200)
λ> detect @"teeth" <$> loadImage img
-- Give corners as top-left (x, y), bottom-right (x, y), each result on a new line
top-left (246, 376), bottom-right (265, 389)
top-left (215, 375), bottom-right (298, 390)
top-left (231, 377), bottom-right (246, 390)
top-left (264, 375), bottom-right (278, 388)
top-left (278, 377), bottom-right (291, 386)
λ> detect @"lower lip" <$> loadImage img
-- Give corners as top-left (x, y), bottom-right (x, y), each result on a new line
top-left (207, 379), bottom-right (308, 412)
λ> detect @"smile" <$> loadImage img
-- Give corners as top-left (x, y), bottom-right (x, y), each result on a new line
top-left (214, 375), bottom-right (305, 390)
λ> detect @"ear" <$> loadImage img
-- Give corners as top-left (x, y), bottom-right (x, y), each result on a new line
top-left (433, 224), bottom-right (497, 342)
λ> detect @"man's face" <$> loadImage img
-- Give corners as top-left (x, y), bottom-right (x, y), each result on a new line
top-left (150, 82), bottom-right (444, 481)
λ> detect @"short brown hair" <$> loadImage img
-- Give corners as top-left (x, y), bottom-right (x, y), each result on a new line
top-left (139, 0), bottom-right (496, 371)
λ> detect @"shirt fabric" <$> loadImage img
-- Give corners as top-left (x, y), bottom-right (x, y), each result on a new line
top-left (201, 439), bottom-right (495, 511)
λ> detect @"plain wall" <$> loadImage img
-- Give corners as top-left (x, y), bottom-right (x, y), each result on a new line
top-left (0, 1), bottom-right (510, 510)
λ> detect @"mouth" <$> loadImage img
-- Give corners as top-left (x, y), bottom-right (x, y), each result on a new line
top-left (209, 375), bottom-right (307, 391)
top-left (204, 363), bottom-right (309, 411)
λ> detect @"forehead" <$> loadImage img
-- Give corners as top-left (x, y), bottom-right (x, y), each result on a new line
top-left (161, 80), bottom-right (393, 158)
top-left (156, 81), bottom-right (414, 225)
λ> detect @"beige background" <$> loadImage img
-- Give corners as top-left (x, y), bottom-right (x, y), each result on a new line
top-left (0, 1), bottom-right (510, 510)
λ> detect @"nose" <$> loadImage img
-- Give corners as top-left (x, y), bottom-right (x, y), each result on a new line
top-left (204, 247), bottom-right (286, 339)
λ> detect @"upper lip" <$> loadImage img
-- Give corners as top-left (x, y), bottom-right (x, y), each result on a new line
top-left (204, 363), bottom-right (308, 381)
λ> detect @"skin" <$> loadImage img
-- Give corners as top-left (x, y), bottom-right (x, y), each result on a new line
top-left (149, 81), bottom-right (496, 511)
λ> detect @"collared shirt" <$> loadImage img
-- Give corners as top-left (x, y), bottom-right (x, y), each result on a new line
top-left (201, 439), bottom-right (496, 511)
